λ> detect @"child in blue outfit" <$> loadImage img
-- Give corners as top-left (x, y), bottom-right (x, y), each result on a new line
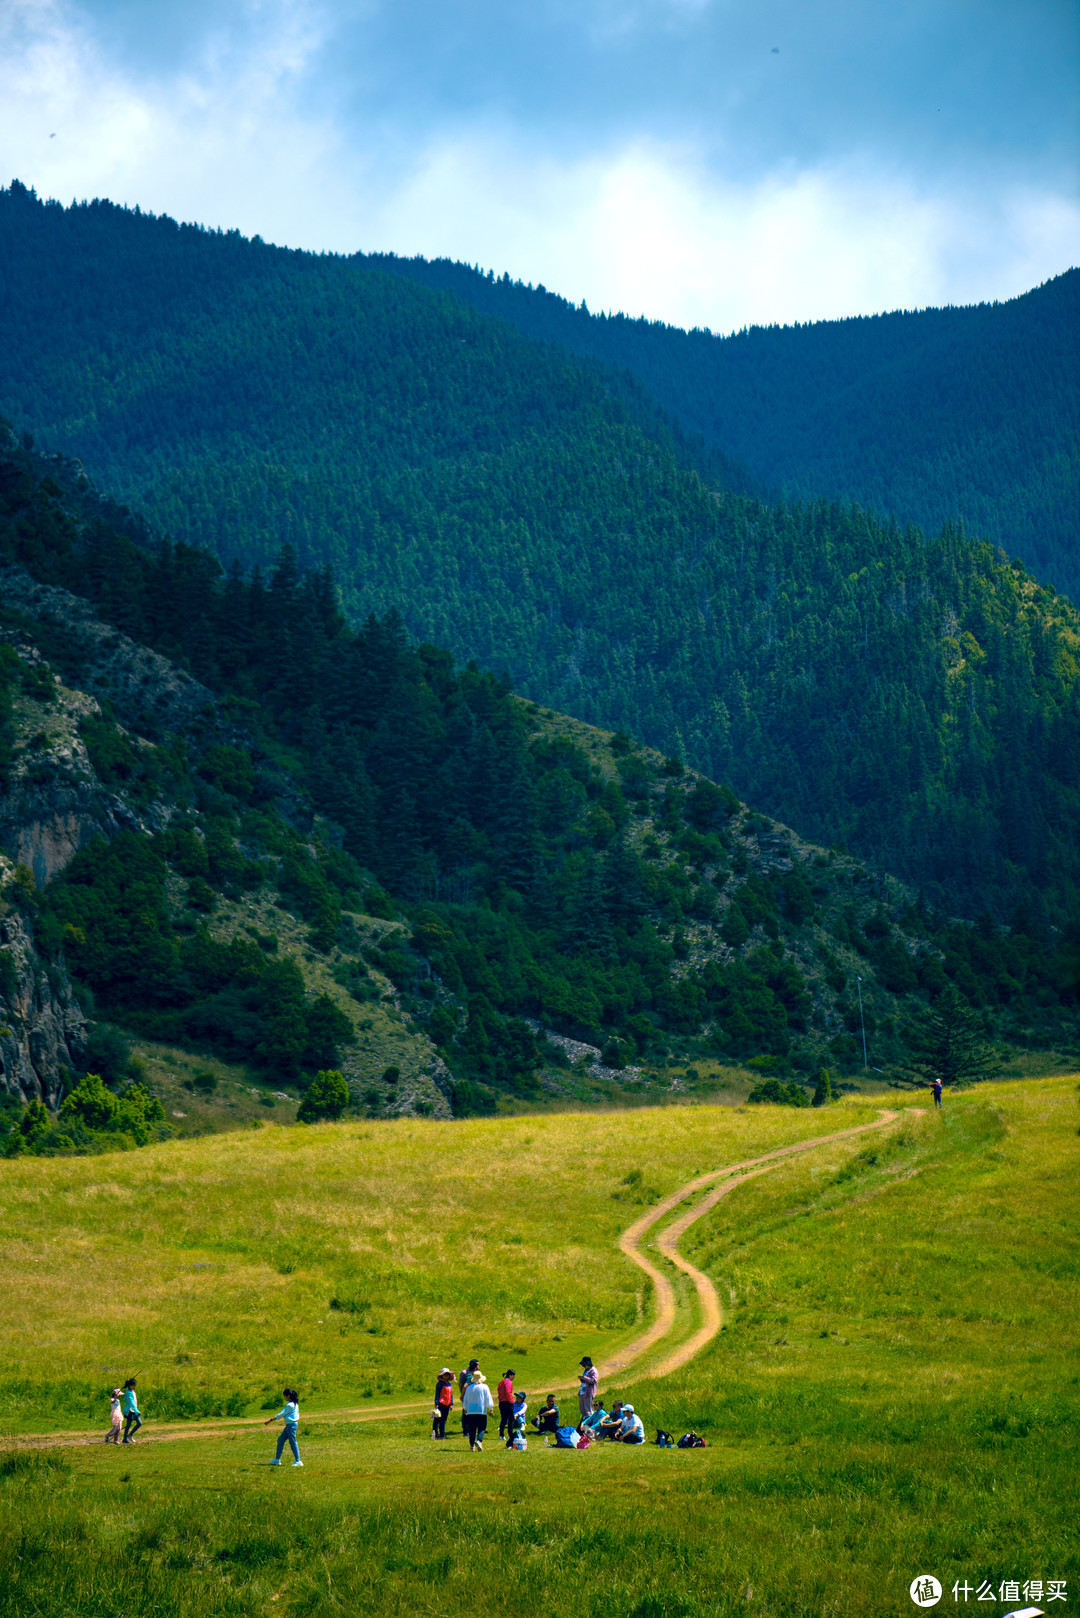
top-left (265, 1388), bottom-right (303, 1466)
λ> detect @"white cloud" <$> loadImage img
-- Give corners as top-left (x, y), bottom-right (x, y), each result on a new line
top-left (367, 136), bottom-right (1080, 329)
top-left (1, 0), bottom-right (1076, 331)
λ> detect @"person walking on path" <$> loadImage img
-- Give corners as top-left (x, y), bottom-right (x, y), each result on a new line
top-left (265, 1387), bottom-right (303, 1466)
top-left (104, 1389), bottom-right (122, 1445)
top-left (578, 1356), bottom-right (599, 1420)
top-left (497, 1369), bottom-right (516, 1439)
top-left (120, 1379), bottom-right (142, 1443)
top-left (461, 1371), bottom-right (493, 1452)
top-left (432, 1370), bottom-right (454, 1440)
top-left (932, 1077), bottom-right (943, 1110)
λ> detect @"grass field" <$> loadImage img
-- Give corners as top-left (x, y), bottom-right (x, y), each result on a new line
top-left (3, 1078), bottom-right (1078, 1617)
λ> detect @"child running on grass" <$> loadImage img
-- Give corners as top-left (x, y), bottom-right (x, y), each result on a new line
top-left (104, 1389), bottom-right (122, 1445)
top-left (121, 1379), bottom-right (142, 1443)
top-left (265, 1388), bottom-right (303, 1467)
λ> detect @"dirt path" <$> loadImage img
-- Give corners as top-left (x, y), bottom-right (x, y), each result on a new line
top-left (602, 1110), bottom-right (899, 1381)
top-left (5, 1110), bottom-right (899, 1451)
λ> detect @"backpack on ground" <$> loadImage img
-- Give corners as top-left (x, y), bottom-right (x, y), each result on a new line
top-left (676, 1431), bottom-right (706, 1448)
top-left (554, 1425), bottom-right (580, 1448)
top-left (654, 1429), bottom-right (675, 1447)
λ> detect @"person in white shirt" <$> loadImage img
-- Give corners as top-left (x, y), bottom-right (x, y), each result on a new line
top-left (617, 1404), bottom-right (645, 1444)
top-left (461, 1372), bottom-right (494, 1451)
top-left (265, 1387), bottom-right (303, 1466)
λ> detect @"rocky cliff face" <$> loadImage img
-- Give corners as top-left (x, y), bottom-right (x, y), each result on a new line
top-left (0, 858), bottom-right (86, 1105)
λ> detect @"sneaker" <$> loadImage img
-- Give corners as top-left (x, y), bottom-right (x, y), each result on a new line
top-left (269, 1459), bottom-right (281, 1466)
top-left (475, 1441), bottom-right (483, 1451)
top-left (292, 1461), bottom-right (303, 1467)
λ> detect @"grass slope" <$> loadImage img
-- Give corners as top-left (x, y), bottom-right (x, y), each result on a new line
top-left (2, 1078), bottom-right (1077, 1616)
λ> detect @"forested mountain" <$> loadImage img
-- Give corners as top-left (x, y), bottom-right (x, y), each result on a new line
top-left (3, 428), bottom-right (1075, 1151)
top-left (1, 183), bottom-right (1078, 930)
top-left (374, 254), bottom-right (1080, 602)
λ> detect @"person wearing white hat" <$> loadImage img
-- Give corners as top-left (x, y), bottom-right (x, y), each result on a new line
top-left (461, 1371), bottom-right (494, 1451)
top-left (616, 1404), bottom-right (645, 1444)
top-left (432, 1368), bottom-right (454, 1439)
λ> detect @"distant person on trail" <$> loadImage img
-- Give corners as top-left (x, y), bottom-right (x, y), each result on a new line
top-left (932, 1077), bottom-right (943, 1110)
top-left (432, 1369), bottom-right (454, 1440)
top-left (578, 1356), bottom-right (599, 1419)
top-left (497, 1369), bottom-right (516, 1438)
top-left (265, 1387), bottom-right (303, 1466)
top-left (615, 1404), bottom-right (645, 1444)
top-left (121, 1379), bottom-right (142, 1443)
top-left (532, 1394), bottom-right (559, 1434)
top-left (104, 1389), bottom-right (122, 1445)
top-left (461, 1371), bottom-right (493, 1452)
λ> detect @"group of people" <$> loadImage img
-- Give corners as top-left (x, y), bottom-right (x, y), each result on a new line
top-left (430, 1354), bottom-right (647, 1451)
top-left (102, 1378), bottom-right (142, 1445)
top-left (104, 1355), bottom-right (655, 1466)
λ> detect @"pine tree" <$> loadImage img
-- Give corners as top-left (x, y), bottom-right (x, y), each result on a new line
top-left (903, 987), bottom-right (1001, 1088)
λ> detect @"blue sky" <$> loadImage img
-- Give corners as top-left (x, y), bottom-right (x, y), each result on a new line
top-left (2, 0), bottom-right (1077, 329)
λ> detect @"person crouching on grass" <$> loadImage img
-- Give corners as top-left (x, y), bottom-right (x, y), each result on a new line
top-left (266, 1388), bottom-right (303, 1466)
top-left (461, 1371), bottom-right (493, 1452)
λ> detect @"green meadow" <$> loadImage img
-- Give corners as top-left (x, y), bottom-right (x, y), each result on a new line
top-left (3, 1079), bottom-right (1078, 1617)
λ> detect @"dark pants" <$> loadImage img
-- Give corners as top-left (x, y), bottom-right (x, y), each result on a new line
top-left (462, 1413), bottom-right (487, 1447)
top-left (498, 1400), bottom-right (514, 1437)
top-left (122, 1412), bottom-right (142, 1442)
top-left (433, 1405), bottom-right (450, 1438)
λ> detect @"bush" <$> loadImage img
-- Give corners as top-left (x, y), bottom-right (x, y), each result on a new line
top-left (297, 1069), bottom-right (349, 1123)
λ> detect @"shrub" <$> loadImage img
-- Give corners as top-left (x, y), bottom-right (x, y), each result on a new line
top-left (297, 1069), bottom-right (349, 1123)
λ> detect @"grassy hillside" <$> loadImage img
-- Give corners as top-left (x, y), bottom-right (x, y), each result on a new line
top-left (2, 189), bottom-right (1080, 923)
top-left (378, 255), bottom-right (1080, 602)
top-left (0, 1079), bottom-right (1076, 1616)
top-left (2, 426), bottom-right (1077, 1153)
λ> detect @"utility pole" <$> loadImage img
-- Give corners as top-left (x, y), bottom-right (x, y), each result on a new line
top-left (856, 975), bottom-right (868, 1070)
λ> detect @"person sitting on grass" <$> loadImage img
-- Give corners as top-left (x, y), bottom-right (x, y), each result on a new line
top-left (579, 1400), bottom-right (608, 1438)
top-left (615, 1404), bottom-right (645, 1444)
top-left (595, 1400), bottom-right (625, 1440)
top-left (265, 1387), bottom-right (303, 1467)
top-left (532, 1394), bottom-right (559, 1433)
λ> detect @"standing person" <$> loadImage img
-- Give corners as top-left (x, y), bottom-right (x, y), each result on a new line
top-left (432, 1369), bottom-right (454, 1440)
top-left (265, 1387), bottom-right (303, 1467)
top-left (461, 1371), bottom-right (493, 1452)
top-left (458, 1358), bottom-right (479, 1430)
top-left (577, 1356), bottom-right (599, 1421)
top-left (496, 1369), bottom-right (516, 1439)
top-left (932, 1076), bottom-right (943, 1110)
top-left (120, 1379), bottom-right (142, 1443)
top-left (104, 1388), bottom-right (122, 1445)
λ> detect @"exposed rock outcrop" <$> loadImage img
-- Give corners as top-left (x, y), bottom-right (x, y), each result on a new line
top-left (0, 864), bottom-right (86, 1105)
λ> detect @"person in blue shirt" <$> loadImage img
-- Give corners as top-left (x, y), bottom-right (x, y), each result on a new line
top-left (265, 1388), bottom-right (303, 1466)
top-left (120, 1379), bottom-right (142, 1443)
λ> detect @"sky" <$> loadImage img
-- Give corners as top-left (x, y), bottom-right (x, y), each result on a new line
top-left (1, 0), bottom-right (1078, 332)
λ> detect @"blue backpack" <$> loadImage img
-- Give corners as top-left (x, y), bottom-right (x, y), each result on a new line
top-left (554, 1425), bottom-right (579, 1448)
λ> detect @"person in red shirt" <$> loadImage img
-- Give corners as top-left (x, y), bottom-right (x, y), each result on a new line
top-left (496, 1369), bottom-right (516, 1439)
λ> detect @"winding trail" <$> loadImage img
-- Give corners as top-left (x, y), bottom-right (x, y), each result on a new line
top-left (5, 1110), bottom-right (899, 1451)
top-left (601, 1110), bottom-right (898, 1381)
